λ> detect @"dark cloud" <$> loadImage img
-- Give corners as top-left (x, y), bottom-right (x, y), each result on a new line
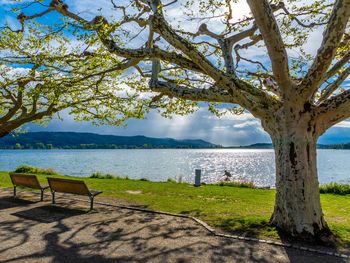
top-left (25, 108), bottom-right (350, 147)
top-left (26, 109), bottom-right (272, 146)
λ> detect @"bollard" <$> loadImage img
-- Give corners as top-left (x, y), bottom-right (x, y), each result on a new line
top-left (194, 169), bottom-right (201, 187)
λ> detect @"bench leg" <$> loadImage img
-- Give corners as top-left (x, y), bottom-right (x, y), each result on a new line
top-left (40, 189), bottom-right (44, 201)
top-left (51, 191), bottom-right (55, 204)
top-left (13, 186), bottom-right (16, 199)
top-left (89, 196), bottom-right (94, 211)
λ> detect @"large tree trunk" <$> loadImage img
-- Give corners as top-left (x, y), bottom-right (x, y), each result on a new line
top-left (268, 118), bottom-right (330, 240)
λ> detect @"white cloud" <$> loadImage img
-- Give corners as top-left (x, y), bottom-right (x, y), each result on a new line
top-left (27, 108), bottom-right (271, 146)
top-left (233, 120), bottom-right (259, 129)
top-left (334, 120), bottom-right (350, 128)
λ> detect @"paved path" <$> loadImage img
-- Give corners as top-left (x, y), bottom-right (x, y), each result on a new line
top-left (0, 189), bottom-right (348, 263)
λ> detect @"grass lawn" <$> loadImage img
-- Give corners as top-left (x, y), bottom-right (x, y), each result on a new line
top-left (1, 171), bottom-right (349, 248)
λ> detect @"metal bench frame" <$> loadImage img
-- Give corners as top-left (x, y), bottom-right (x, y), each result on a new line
top-left (9, 173), bottom-right (49, 201)
top-left (47, 177), bottom-right (102, 210)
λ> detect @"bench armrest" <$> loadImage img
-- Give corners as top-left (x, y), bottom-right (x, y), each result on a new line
top-left (89, 190), bottom-right (102, 197)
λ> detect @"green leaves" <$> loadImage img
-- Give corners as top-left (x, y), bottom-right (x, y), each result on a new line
top-left (0, 18), bottom-right (148, 134)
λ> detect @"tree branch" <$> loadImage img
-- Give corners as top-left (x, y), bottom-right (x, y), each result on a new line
top-left (195, 22), bottom-right (258, 74)
top-left (149, 59), bottom-right (235, 103)
top-left (323, 50), bottom-right (350, 82)
top-left (226, 24), bottom-right (258, 48)
top-left (300, 0), bottom-right (350, 99)
top-left (150, 14), bottom-right (224, 80)
top-left (316, 89), bottom-right (350, 133)
top-left (0, 89), bottom-right (23, 124)
top-left (247, 0), bottom-right (291, 90)
top-left (318, 66), bottom-right (350, 103)
top-left (150, 80), bottom-right (236, 103)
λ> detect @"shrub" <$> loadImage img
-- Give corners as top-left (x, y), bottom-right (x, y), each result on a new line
top-left (167, 178), bottom-right (177, 183)
top-left (216, 181), bottom-right (256, 188)
top-left (14, 165), bottom-right (58, 175)
top-left (139, 178), bottom-right (149, 181)
top-left (89, 172), bottom-right (115, 179)
top-left (319, 183), bottom-right (350, 195)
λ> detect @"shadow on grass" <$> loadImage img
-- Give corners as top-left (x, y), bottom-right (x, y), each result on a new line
top-left (215, 216), bottom-right (350, 256)
top-left (215, 217), bottom-right (276, 238)
top-left (179, 209), bottom-right (203, 217)
top-left (328, 225), bottom-right (350, 248)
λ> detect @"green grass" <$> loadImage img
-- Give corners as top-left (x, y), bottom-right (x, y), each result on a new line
top-left (0, 171), bottom-right (349, 248)
top-left (215, 181), bottom-right (256, 188)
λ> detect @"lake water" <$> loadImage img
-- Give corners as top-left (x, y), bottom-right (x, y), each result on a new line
top-left (0, 149), bottom-right (349, 187)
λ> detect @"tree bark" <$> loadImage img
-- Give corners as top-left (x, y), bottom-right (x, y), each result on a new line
top-left (268, 116), bottom-right (329, 240)
top-left (0, 124), bottom-right (13, 138)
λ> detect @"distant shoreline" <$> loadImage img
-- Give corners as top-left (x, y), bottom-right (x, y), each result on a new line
top-left (1, 131), bottom-right (349, 150)
top-left (0, 131), bottom-right (219, 150)
top-left (0, 147), bottom-right (349, 150)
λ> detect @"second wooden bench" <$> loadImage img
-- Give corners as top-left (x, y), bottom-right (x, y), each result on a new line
top-left (47, 177), bottom-right (102, 210)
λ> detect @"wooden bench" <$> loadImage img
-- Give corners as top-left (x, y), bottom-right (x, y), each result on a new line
top-left (9, 173), bottom-right (49, 201)
top-left (47, 177), bottom-right (102, 210)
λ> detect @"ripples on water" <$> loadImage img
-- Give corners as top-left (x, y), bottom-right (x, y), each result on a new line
top-left (0, 149), bottom-right (349, 187)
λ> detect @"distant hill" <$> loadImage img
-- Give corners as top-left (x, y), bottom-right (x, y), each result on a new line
top-left (0, 132), bottom-right (219, 149)
top-left (233, 143), bottom-right (350, 150)
top-left (241, 143), bottom-right (274, 149)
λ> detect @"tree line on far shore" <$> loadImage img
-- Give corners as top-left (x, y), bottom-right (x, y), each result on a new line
top-left (3, 142), bottom-right (218, 150)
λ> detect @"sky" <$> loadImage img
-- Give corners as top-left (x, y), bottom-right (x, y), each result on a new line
top-left (1, 0), bottom-right (350, 146)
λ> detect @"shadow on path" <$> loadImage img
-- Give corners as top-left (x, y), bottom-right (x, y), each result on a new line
top-left (0, 191), bottom-right (347, 263)
top-left (0, 196), bottom-right (36, 210)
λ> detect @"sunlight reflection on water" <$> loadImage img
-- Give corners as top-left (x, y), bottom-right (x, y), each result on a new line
top-left (0, 149), bottom-right (349, 187)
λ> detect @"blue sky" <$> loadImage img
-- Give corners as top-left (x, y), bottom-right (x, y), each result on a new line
top-left (1, 0), bottom-right (350, 146)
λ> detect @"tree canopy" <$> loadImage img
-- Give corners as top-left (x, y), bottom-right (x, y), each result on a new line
top-left (0, 9), bottom-right (176, 136)
top-left (1, 0), bottom-right (349, 129)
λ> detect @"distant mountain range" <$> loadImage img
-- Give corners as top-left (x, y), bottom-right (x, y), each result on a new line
top-left (232, 143), bottom-right (350, 150)
top-left (0, 132), bottom-right (219, 149)
top-left (0, 132), bottom-right (349, 150)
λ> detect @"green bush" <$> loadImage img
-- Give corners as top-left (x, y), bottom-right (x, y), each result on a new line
top-left (89, 172), bottom-right (116, 179)
top-left (319, 183), bottom-right (350, 195)
top-left (139, 178), bottom-right (149, 181)
top-left (216, 181), bottom-right (256, 188)
top-left (167, 178), bottom-right (177, 183)
top-left (14, 165), bottom-right (58, 175)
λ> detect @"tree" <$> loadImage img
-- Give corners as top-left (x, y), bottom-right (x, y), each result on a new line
top-left (14, 142), bottom-right (21, 149)
top-left (6, 0), bottom-right (350, 240)
top-left (34, 142), bottom-right (45, 149)
top-left (46, 144), bottom-right (53, 149)
top-left (0, 20), bottom-right (157, 137)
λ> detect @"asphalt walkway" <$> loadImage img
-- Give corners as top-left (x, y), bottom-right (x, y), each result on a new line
top-left (0, 188), bottom-right (348, 263)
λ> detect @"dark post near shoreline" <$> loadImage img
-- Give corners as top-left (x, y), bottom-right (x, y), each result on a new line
top-left (194, 169), bottom-right (201, 187)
